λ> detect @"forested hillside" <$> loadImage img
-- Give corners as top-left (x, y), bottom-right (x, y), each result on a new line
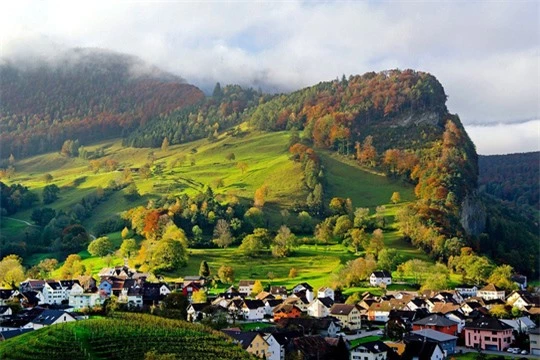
top-left (0, 48), bottom-right (204, 159)
top-left (0, 54), bottom-right (537, 279)
top-left (479, 152), bottom-right (539, 215)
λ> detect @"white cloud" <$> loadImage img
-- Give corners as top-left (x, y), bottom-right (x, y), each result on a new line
top-left (1, 1), bottom-right (539, 153)
top-left (465, 120), bottom-right (540, 155)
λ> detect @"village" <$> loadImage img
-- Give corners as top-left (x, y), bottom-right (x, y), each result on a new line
top-left (0, 265), bottom-right (539, 360)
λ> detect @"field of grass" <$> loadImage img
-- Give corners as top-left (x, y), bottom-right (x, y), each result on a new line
top-left (175, 243), bottom-right (357, 292)
top-left (349, 335), bottom-right (383, 348)
top-left (321, 151), bottom-right (415, 209)
top-left (6, 129), bottom-right (307, 231)
top-left (0, 313), bottom-right (253, 360)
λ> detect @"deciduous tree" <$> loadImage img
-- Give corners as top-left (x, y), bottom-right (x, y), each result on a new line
top-left (218, 265), bottom-right (235, 284)
top-left (88, 236), bottom-right (114, 257)
top-left (213, 219), bottom-right (233, 248)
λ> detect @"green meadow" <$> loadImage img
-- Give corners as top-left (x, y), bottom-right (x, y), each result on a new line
top-left (3, 127), bottom-right (434, 293)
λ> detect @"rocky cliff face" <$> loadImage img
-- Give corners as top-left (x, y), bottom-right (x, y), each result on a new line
top-left (460, 191), bottom-right (486, 236)
top-left (389, 111), bottom-right (442, 127)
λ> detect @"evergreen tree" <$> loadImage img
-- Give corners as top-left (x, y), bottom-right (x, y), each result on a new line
top-left (199, 260), bottom-right (210, 277)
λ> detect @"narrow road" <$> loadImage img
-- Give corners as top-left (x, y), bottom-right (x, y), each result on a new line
top-left (456, 346), bottom-right (534, 359)
top-left (3, 217), bottom-right (39, 227)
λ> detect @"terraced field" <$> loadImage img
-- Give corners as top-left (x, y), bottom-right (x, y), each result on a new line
top-left (0, 313), bottom-right (254, 360)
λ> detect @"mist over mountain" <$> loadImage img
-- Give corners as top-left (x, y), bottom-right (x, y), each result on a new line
top-left (0, 48), bottom-right (204, 159)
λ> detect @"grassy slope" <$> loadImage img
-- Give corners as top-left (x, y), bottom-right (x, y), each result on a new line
top-left (0, 313), bottom-right (254, 360)
top-left (4, 128), bottom-right (430, 292)
top-left (8, 130), bottom-right (305, 230)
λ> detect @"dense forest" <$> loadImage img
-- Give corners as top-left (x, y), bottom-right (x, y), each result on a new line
top-left (479, 152), bottom-right (539, 217)
top-left (122, 84), bottom-right (265, 148)
top-left (0, 48), bottom-right (203, 158)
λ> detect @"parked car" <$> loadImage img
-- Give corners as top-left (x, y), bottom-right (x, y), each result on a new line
top-left (521, 350), bottom-right (528, 355)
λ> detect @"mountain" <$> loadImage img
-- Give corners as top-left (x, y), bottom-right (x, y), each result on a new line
top-left (0, 52), bottom-right (537, 277)
top-left (0, 48), bottom-right (204, 159)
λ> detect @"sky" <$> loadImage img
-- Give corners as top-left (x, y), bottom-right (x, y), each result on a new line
top-left (1, 0), bottom-right (538, 155)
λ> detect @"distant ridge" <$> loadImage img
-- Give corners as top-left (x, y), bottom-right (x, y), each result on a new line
top-left (0, 48), bottom-right (204, 159)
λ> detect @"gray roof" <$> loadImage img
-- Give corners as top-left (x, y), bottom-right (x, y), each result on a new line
top-left (31, 310), bottom-right (73, 326)
top-left (352, 340), bottom-right (389, 354)
top-left (0, 328), bottom-right (34, 340)
top-left (410, 329), bottom-right (458, 342)
top-left (413, 314), bottom-right (458, 327)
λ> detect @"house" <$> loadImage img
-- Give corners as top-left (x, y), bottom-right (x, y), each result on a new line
top-left (289, 335), bottom-right (332, 360)
top-left (269, 286), bottom-right (288, 298)
top-left (183, 275), bottom-right (206, 287)
top-left (401, 340), bottom-right (445, 360)
top-left (242, 299), bottom-right (266, 321)
top-left (284, 296), bottom-right (310, 312)
top-left (444, 311), bottom-right (466, 334)
top-left (506, 290), bottom-right (540, 310)
top-left (350, 340), bottom-right (390, 360)
top-left (511, 274), bottom-right (528, 290)
top-left (77, 276), bottom-right (97, 292)
top-left (434, 291), bottom-right (463, 304)
top-left (0, 306), bottom-right (12, 318)
top-left (292, 283), bottom-right (314, 303)
top-left (318, 287), bottom-right (334, 300)
top-left (59, 280), bottom-right (80, 299)
top-left (264, 333), bottom-right (288, 360)
top-left (500, 316), bottom-right (536, 333)
top-left (477, 284), bottom-right (505, 301)
top-left (31, 309), bottom-right (76, 329)
top-left (464, 316), bottom-right (513, 351)
top-left (263, 334), bottom-right (281, 360)
top-left (0, 318), bottom-right (34, 332)
top-left (68, 283), bottom-right (102, 310)
top-left (273, 304), bottom-right (302, 321)
top-left (181, 281), bottom-right (201, 302)
top-left (407, 298), bottom-right (428, 311)
top-left (307, 297), bottom-right (334, 318)
top-left (20, 291), bottom-right (44, 308)
top-left (412, 314), bottom-right (458, 336)
top-left (460, 300), bottom-right (484, 316)
top-left (98, 265), bottom-right (148, 281)
top-left (330, 303), bottom-right (362, 330)
top-left (0, 328), bottom-right (34, 341)
top-left (119, 288), bottom-right (144, 308)
top-left (19, 279), bottom-right (46, 293)
top-left (455, 284), bottom-right (478, 298)
top-left (264, 299), bottom-right (283, 316)
top-left (367, 300), bottom-right (409, 323)
top-left (276, 317), bottom-right (341, 337)
top-left (98, 280), bottom-right (113, 296)
top-left (224, 330), bottom-right (270, 359)
top-left (292, 283), bottom-right (313, 294)
top-left (370, 271), bottom-right (392, 287)
top-left (256, 291), bottom-right (274, 301)
top-left (406, 329), bottom-right (458, 356)
top-left (238, 280), bottom-right (256, 296)
top-left (187, 302), bottom-right (211, 322)
top-left (42, 281), bottom-right (66, 305)
top-left (386, 309), bottom-right (428, 336)
top-left (143, 282), bottom-right (171, 305)
top-left (530, 327), bottom-right (540, 355)
top-left (0, 289), bottom-right (17, 306)
top-left (430, 302), bottom-right (460, 314)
